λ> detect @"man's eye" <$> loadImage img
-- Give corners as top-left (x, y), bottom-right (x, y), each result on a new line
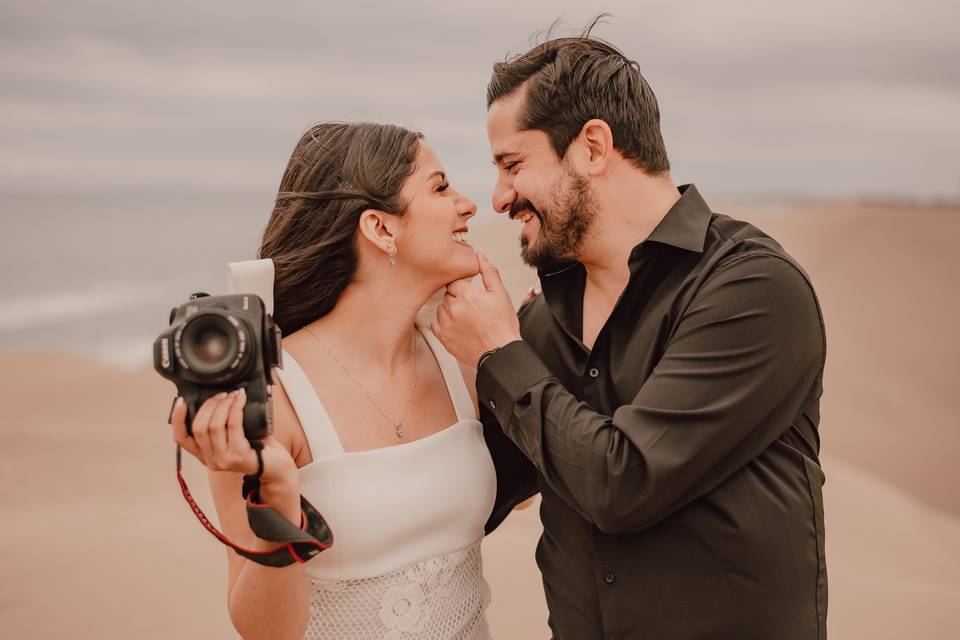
top-left (504, 162), bottom-right (519, 174)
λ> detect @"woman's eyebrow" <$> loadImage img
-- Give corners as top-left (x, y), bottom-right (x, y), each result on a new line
top-left (426, 170), bottom-right (447, 181)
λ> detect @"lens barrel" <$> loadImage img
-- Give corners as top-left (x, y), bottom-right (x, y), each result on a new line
top-left (175, 310), bottom-right (253, 380)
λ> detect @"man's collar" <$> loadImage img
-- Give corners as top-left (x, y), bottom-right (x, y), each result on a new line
top-left (637, 183), bottom-right (712, 255)
top-left (538, 183), bottom-right (713, 281)
top-left (535, 184), bottom-right (713, 346)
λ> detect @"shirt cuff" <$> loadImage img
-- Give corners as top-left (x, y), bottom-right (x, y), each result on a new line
top-left (476, 339), bottom-right (554, 427)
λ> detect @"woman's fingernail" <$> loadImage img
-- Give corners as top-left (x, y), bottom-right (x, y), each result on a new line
top-left (239, 388), bottom-right (247, 398)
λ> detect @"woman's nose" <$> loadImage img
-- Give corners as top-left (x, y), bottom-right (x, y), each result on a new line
top-left (459, 195), bottom-right (477, 219)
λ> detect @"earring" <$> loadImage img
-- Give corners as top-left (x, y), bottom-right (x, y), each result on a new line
top-left (387, 243), bottom-right (397, 266)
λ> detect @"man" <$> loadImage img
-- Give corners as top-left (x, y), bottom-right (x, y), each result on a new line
top-left (435, 29), bottom-right (828, 640)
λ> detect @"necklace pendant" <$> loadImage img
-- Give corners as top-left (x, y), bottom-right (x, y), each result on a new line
top-left (395, 424), bottom-right (405, 438)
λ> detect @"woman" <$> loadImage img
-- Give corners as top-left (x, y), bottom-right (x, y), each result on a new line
top-left (170, 122), bottom-right (525, 639)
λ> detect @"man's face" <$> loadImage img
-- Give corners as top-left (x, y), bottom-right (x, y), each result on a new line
top-left (487, 90), bottom-right (596, 271)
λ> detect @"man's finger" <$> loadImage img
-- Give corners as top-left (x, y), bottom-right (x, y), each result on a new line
top-left (477, 250), bottom-right (506, 294)
top-left (436, 299), bottom-right (452, 326)
top-left (445, 279), bottom-right (472, 297)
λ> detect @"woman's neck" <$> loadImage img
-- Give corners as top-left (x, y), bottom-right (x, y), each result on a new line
top-left (302, 271), bottom-right (438, 372)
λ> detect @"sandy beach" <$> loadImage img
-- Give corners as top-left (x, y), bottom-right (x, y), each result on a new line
top-left (2, 201), bottom-right (959, 638)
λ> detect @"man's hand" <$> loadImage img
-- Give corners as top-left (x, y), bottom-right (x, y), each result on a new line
top-left (432, 250), bottom-right (522, 368)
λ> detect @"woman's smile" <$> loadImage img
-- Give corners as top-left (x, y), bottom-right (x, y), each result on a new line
top-left (452, 226), bottom-right (472, 246)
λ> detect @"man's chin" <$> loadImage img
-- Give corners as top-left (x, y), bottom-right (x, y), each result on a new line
top-left (521, 238), bottom-right (578, 272)
top-left (521, 249), bottom-right (564, 273)
top-left (519, 238), bottom-right (535, 268)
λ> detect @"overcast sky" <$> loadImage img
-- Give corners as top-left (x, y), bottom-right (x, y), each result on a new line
top-left (1, 0), bottom-right (958, 205)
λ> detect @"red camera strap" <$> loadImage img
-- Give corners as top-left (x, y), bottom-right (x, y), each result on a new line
top-left (175, 446), bottom-right (333, 567)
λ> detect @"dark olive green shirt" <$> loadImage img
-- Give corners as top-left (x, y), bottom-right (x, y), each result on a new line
top-left (478, 185), bottom-right (827, 640)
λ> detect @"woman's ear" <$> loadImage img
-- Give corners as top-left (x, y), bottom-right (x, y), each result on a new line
top-left (357, 209), bottom-right (397, 257)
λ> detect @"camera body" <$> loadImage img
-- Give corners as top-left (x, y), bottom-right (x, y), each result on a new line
top-left (154, 292), bottom-right (282, 440)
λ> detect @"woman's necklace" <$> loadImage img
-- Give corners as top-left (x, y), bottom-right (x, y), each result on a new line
top-left (304, 326), bottom-right (418, 438)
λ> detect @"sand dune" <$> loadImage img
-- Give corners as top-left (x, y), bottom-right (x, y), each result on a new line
top-left (1, 200), bottom-right (958, 638)
top-left (726, 200), bottom-right (960, 516)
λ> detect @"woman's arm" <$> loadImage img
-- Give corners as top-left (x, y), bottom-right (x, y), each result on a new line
top-left (456, 360), bottom-right (480, 416)
top-left (172, 388), bottom-right (310, 640)
top-left (457, 361), bottom-right (539, 530)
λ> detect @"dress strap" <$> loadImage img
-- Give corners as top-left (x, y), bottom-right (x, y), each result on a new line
top-left (274, 350), bottom-right (344, 460)
top-left (417, 327), bottom-right (477, 422)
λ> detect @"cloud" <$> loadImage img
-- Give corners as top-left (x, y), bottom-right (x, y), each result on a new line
top-left (1, 0), bottom-right (957, 199)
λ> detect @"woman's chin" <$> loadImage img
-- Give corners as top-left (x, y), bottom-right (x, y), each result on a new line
top-left (446, 251), bottom-right (481, 281)
top-left (417, 248), bottom-right (480, 286)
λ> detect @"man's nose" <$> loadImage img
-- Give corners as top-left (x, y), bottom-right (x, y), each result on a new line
top-left (492, 175), bottom-right (516, 214)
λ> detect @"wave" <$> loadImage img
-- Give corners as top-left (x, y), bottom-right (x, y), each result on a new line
top-left (0, 283), bottom-right (169, 332)
top-left (93, 336), bottom-right (156, 371)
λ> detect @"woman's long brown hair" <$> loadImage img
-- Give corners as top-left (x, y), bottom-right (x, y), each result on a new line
top-left (258, 122), bottom-right (422, 336)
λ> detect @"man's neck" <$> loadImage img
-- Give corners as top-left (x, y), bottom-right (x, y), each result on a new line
top-left (578, 172), bottom-right (681, 296)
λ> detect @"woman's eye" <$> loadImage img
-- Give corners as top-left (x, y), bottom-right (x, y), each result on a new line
top-left (437, 182), bottom-right (450, 192)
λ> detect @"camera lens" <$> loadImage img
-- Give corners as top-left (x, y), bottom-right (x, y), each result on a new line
top-left (196, 327), bottom-right (231, 364)
top-left (177, 312), bottom-right (250, 379)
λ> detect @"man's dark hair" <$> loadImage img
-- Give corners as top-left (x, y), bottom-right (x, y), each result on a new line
top-left (487, 16), bottom-right (670, 175)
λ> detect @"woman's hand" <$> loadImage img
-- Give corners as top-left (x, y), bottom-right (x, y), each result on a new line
top-left (171, 389), bottom-right (297, 486)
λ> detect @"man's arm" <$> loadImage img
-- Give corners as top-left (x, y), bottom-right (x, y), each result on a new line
top-left (476, 254), bottom-right (825, 534)
top-left (481, 401), bottom-right (540, 534)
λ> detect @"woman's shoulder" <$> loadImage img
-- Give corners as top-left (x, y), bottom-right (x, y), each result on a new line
top-left (455, 360), bottom-right (478, 410)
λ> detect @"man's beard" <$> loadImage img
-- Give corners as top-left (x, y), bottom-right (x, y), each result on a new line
top-left (516, 166), bottom-right (596, 273)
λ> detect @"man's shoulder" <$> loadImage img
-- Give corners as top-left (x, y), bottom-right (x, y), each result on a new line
top-left (704, 211), bottom-right (810, 282)
top-left (517, 291), bottom-right (549, 330)
top-left (708, 210), bottom-right (781, 251)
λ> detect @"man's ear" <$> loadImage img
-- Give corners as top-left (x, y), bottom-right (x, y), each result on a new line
top-left (576, 118), bottom-right (614, 177)
top-left (357, 209), bottom-right (397, 255)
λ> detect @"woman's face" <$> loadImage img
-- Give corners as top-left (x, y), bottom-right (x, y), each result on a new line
top-left (394, 142), bottom-right (479, 283)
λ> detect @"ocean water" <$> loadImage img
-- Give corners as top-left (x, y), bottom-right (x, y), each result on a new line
top-left (1, 190), bottom-right (787, 372)
top-left (0, 191), bottom-right (519, 371)
top-left (0, 192), bottom-right (280, 370)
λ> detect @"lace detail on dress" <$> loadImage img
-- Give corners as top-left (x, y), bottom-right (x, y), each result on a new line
top-left (304, 540), bottom-right (491, 640)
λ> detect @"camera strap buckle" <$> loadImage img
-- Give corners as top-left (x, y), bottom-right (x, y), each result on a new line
top-left (175, 444), bottom-right (334, 567)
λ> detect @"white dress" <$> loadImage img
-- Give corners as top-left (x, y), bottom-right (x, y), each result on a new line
top-left (275, 325), bottom-right (497, 640)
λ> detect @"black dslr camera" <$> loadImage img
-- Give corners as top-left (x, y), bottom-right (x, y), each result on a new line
top-left (154, 292), bottom-right (282, 440)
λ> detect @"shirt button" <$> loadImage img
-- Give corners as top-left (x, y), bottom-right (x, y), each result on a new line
top-left (589, 368), bottom-right (600, 378)
top-left (488, 399), bottom-right (496, 410)
top-left (604, 572), bottom-right (616, 584)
